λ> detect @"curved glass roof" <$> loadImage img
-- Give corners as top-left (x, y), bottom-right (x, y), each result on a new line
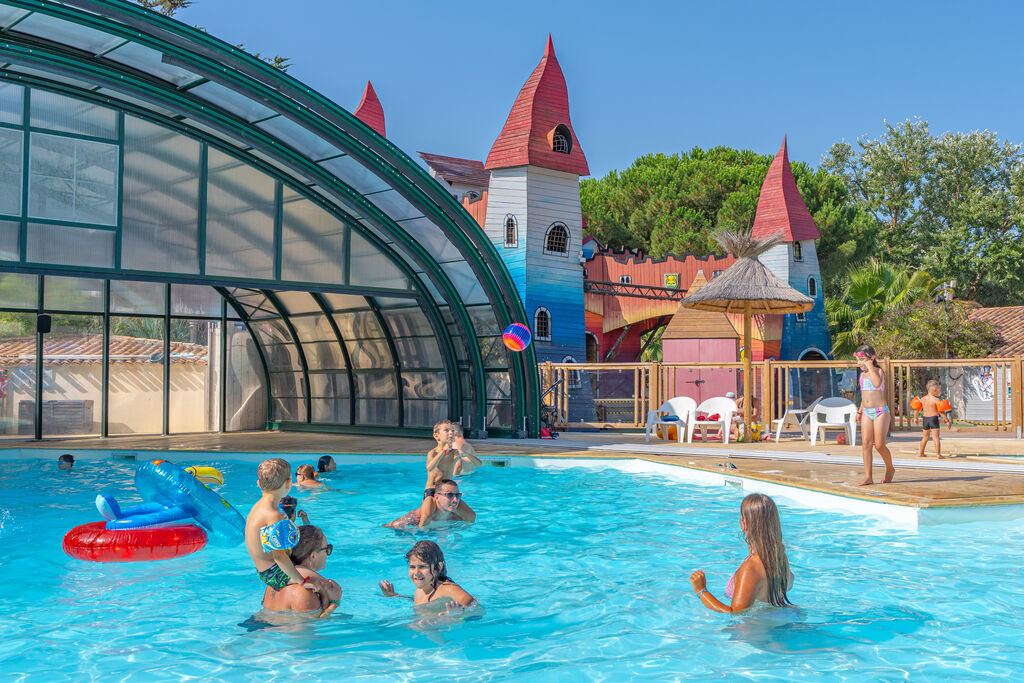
top-left (0, 0), bottom-right (539, 436)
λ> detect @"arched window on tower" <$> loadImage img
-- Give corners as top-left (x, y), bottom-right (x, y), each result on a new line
top-left (534, 307), bottom-right (552, 341)
top-left (544, 222), bottom-right (570, 256)
top-left (808, 276), bottom-right (817, 297)
top-left (550, 124), bottom-right (572, 155)
top-left (793, 241), bottom-right (803, 261)
top-left (504, 214), bottom-right (518, 248)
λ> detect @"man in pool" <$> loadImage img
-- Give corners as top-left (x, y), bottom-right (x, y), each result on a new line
top-left (385, 479), bottom-right (476, 529)
top-left (58, 454), bottom-right (74, 471)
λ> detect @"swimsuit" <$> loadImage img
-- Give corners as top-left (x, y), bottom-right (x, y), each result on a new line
top-left (859, 372), bottom-right (888, 420)
top-left (923, 416), bottom-right (940, 430)
top-left (258, 562), bottom-right (291, 590)
top-left (725, 555), bottom-right (752, 599)
top-left (863, 406), bottom-right (890, 421)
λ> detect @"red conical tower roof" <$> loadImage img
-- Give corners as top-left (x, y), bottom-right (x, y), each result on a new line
top-left (485, 36), bottom-right (589, 175)
top-left (354, 81), bottom-right (386, 137)
top-left (751, 136), bottom-right (819, 242)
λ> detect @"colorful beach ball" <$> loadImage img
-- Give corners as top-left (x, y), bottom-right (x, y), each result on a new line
top-left (502, 323), bottom-right (532, 352)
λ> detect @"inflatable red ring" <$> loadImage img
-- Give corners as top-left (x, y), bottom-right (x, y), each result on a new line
top-left (63, 521), bottom-right (207, 562)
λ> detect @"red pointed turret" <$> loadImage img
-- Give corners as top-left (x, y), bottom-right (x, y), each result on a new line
top-left (485, 36), bottom-right (589, 175)
top-left (354, 81), bottom-right (386, 137)
top-left (751, 136), bottom-right (819, 242)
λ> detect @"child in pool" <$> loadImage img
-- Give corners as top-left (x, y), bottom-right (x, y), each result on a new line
top-left (415, 420), bottom-right (460, 521)
top-left (279, 495), bottom-right (309, 525)
top-left (917, 379), bottom-right (952, 459)
top-left (452, 422), bottom-right (482, 476)
top-left (377, 540), bottom-right (475, 609)
top-left (245, 458), bottom-right (321, 593)
top-left (294, 464), bottom-right (325, 490)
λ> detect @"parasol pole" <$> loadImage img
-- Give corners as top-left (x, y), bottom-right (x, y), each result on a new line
top-left (743, 301), bottom-right (752, 442)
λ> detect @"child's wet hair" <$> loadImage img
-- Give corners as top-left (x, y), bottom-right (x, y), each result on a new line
top-left (257, 458), bottom-right (291, 491)
top-left (406, 540), bottom-right (450, 585)
top-left (296, 464), bottom-right (316, 479)
top-left (432, 419), bottom-right (453, 436)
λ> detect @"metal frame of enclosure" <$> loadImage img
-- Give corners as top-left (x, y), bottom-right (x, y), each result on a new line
top-left (0, 0), bottom-right (540, 439)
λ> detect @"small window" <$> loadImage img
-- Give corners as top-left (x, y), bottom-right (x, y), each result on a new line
top-left (534, 307), bottom-right (551, 341)
top-left (504, 214), bottom-right (518, 248)
top-left (562, 355), bottom-right (581, 388)
top-left (808, 276), bottom-right (817, 297)
top-left (793, 242), bottom-right (803, 261)
top-left (712, 270), bottom-right (724, 278)
top-left (550, 124), bottom-right (572, 155)
top-left (544, 222), bottom-right (570, 256)
top-left (796, 312), bottom-right (807, 322)
top-left (619, 275), bottom-right (632, 285)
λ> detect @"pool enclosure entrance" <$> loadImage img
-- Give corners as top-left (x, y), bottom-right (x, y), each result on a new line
top-left (0, 0), bottom-right (538, 439)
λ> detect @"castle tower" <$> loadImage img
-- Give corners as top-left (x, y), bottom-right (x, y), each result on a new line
top-left (353, 81), bottom-right (386, 137)
top-left (751, 136), bottom-right (831, 360)
top-left (483, 36), bottom-right (589, 373)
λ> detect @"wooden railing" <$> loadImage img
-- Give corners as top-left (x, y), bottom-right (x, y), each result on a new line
top-left (539, 357), bottom-right (1024, 434)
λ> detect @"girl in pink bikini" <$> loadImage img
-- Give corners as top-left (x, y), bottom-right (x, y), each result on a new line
top-left (689, 493), bottom-right (793, 612)
top-left (854, 344), bottom-right (895, 486)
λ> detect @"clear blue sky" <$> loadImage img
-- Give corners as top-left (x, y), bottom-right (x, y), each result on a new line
top-left (176, 0), bottom-right (1024, 179)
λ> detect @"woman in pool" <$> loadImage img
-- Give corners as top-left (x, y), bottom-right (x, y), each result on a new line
top-left (262, 525), bottom-right (341, 618)
top-left (378, 540), bottom-right (474, 609)
top-left (690, 493), bottom-right (793, 613)
top-left (854, 344), bottom-right (895, 486)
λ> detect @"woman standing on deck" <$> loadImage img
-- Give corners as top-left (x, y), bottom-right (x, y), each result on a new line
top-left (854, 344), bottom-right (895, 486)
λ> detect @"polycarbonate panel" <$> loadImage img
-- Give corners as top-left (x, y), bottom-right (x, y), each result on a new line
top-left (122, 116), bottom-right (200, 273)
top-left (270, 371), bottom-right (303, 397)
top-left (324, 292), bottom-right (367, 311)
top-left (348, 231), bottom-right (408, 290)
top-left (479, 336), bottom-right (508, 368)
top-left (486, 401), bottom-right (513, 429)
top-left (441, 260), bottom-right (488, 305)
top-left (104, 42), bottom-right (203, 86)
top-left (261, 343), bottom-right (301, 372)
top-left (394, 337), bottom-right (443, 369)
top-left (272, 397), bottom-right (305, 422)
top-left (0, 82), bottom-right (22, 125)
top-left (310, 372), bottom-right (350, 398)
top-left (110, 279), bottom-right (165, 314)
top-left (94, 88), bottom-right (180, 119)
top-left (333, 309), bottom-right (383, 339)
top-left (13, 12), bottom-right (123, 54)
top-left (402, 371), bottom-right (447, 400)
top-left (317, 154), bottom-right (389, 195)
top-left (44, 275), bottom-right (103, 312)
top-left (29, 133), bottom-right (118, 226)
top-left (289, 314), bottom-right (335, 344)
top-left (312, 398), bottom-right (350, 423)
top-left (0, 219), bottom-right (17, 261)
top-left (7, 64), bottom-right (97, 91)
top-left (405, 400), bottom-right (448, 428)
top-left (169, 318), bottom-right (220, 434)
top-left (205, 148), bottom-right (275, 279)
top-left (171, 284), bottom-right (222, 317)
top-left (467, 305), bottom-right (502, 335)
top-left (30, 90), bottom-right (118, 139)
top-left (366, 189), bottom-right (424, 222)
top-left (0, 7), bottom-right (28, 27)
top-left (256, 115), bottom-right (340, 161)
top-left (0, 273), bottom-right (38, 309)
top-left (226, 320), bottom-right (266, 431)
top-left (346, 338), bottom-right (391, 369)
top-left (0, 310), bottom-right (34, 436)
top-left (355, 399), bottom-right (397, 425)
top-left (250, 318), bottom-right (293, 344)
top-left (27, 223), bottom-right (114, 268)
top-left (486, 372), bottom-right (512, 400)
top-left (302, 341), bottom-right (344, 371)
top-left (274, 289), bottom-right (321, 315)
top-left (396, 217), bottom-right (463, 263)
top-left (190, 81), bottom-right (276, 122)
top-left (281, 190), bottom-right (346, 284)
top-left (380, 306), bottom-right (433, 337)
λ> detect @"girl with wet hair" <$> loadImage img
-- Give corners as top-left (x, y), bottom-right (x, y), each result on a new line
top-left (690, 493), bottom-right (794, 612)
top-left (378, 540), bottom-right (474, 608)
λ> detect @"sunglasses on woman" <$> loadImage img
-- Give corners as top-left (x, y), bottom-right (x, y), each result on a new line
top-left (318, 544), bottom-right (333, 556)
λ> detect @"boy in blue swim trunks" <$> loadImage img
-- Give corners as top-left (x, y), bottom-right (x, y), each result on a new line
top-left (245, 458), bottom-right (322, 592)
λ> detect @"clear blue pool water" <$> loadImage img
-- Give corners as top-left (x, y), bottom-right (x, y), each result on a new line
top-left (1, 455), bottom-right (1023, 681)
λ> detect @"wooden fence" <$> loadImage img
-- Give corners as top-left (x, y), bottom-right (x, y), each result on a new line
top-left (539, 358), bottom-right (1024, 434)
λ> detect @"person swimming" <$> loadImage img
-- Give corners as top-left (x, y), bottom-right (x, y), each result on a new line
top-left (377, 540), bottom-right (474, 610)
top-left (385, 479), bottom-right (476, 529)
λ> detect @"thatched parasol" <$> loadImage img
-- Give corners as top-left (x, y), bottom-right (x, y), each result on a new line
top-left (679, 227), bottom-right (814, 441)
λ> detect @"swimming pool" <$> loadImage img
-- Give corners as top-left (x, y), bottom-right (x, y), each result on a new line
top-left (2, 454), bottom-right (1023, 680)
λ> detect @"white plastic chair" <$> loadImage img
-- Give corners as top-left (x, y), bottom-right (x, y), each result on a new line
top-left (772, 396), bottom-right (822, 442)
top-left (645, 397), bottom-right (697, 443)
top-left (688, 397), bottom-right (738, 444)
top-left (809, 399), bottom-right (858, 446)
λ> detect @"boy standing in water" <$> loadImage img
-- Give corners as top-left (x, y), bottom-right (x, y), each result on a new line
top-left (245, 458), bottom-right (321, 593)
top-left (415, 421), bottom-right (460, 522)
top-left (918, 380), bottom-right (952, 459)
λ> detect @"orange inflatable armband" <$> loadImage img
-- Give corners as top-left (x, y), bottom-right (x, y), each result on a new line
top-left (910, 396), bottom-right (923, 411)
top-left (937, 398), bottom-right (951, 412)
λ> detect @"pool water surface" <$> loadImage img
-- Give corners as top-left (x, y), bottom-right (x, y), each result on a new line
top-left (1, 455), bottom-right (1023, 681)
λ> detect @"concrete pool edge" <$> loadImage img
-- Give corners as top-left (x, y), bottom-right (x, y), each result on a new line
top-left (7, 446), bottom-right (1024, 526)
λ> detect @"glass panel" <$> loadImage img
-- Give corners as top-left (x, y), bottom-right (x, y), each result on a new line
top-left (41, 314), bottom-right (102, 437)
top-left (189, 81), bottom-right (276, 122)
top-left (397, 217), bottom-right (462, 263)
top-left (0, 273), bottom-right (38, 309)
top-left (323, 292), bottom-right (367, 312)
top-left (346, 338), bottom-right (391, 369)
top-left (354, 371), bottom-right (397, 398)
top-left (333, 310), bottom-right (382, 339)
top-left (486, 372), bottom-right (512, 400)
top-left (0, 220), bottom-right (19, 261)
top-left (26, 223), bottom-right (114, 268)
top-left (311, 397), bottom-right (349, 423)
top-left (355, 399), bottom-right (396, 425)
top-left (302, 341), bottom-right (344, 371)
top-left (380, 306), bottom-right (433, 336)
top-left (271, 397), bottom-right (304, 422)
top-left (441, 260), bottom-right (488, 305)
top-left (479, 336), bottom-right (508, 368)
top-left (290, 314), bottom-right (335, 344)
top-left (348, 231), bottom-right (408, 290)
top-left (171, 284), bottom-right (221, 317)
top-left (309, 372), bottom-right (350, 398)
top-left (0, 311), bottom-right (35, 436)
top-left (14, 13), bottom-right (123, 54)
top-left (0, 8), bottom-right (29, 27)
top-left (0, 82), bottom-right (22, 125)
top-left (256, 116), bottom-right (340, 161)
top-left (274, 290), bottom-right (320, 315)
top-left (7, 64), bottom-right (97, 91)
top-left (29, 133), bottom-right (118, 226)
top-left (30, 90), bottom-right (118, 139)
top-left (394, 337), bottom-right (443, 369)
top-left (402, 371), bottom-right (447, 400)
top-left (169, 319), bottom-right (220, 433)
top-left (205, 149), bottom-right (275, 279)
top-left (110, 280), bottom-right (164, 315)
top-left (486, 401), bottom-right (513, 429)
top-left (262, 344), bottom-right (301, 373)
top-left (318, 154), bottom-right (389, 195)
top-left (365, 189), bottom-right (424, 222)
top-left (94, 88), bottom-right (180, 119)
top-left (405, 400), bottom-right (448, 428)
top-left (270, 371), bottom-right (303, 397)
top-left (281, 190), bottom-right (346, 285)
top-left (226, 320), bottom-right (265, 431)
top-left (104, 42), bottom-right (202, 86)
top-left (0, 129), bottom-right (22, 216)
top-left (44, 276), bottom-right (102, 312)
top-left (250, 318), bottom-right (293, 344)
top-left (467, 305), bottom-right (502, 335)
top-left (107, 316), bottom-right (163, 435)
top-left (122, 116), bottom-right (201, 274)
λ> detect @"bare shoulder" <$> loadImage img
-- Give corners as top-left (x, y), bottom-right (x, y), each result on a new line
top-left (437, 580), bottom-right (474, 606)
top-left (283, 584), bottom-right (322, 611)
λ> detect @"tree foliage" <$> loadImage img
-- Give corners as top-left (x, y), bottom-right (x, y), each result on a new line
top-left (865, 300), bottom-right (1001, 359)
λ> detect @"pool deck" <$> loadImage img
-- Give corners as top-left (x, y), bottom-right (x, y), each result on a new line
top-left (9, 429), bottom-right (1024, 518)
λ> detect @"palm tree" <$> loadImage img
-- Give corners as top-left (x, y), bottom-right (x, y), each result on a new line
top-left (826, 260), bottom-right (935, 357)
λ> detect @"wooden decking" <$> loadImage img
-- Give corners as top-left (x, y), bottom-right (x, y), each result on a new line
top-left (9, 430), bottom-right (1024, 512)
